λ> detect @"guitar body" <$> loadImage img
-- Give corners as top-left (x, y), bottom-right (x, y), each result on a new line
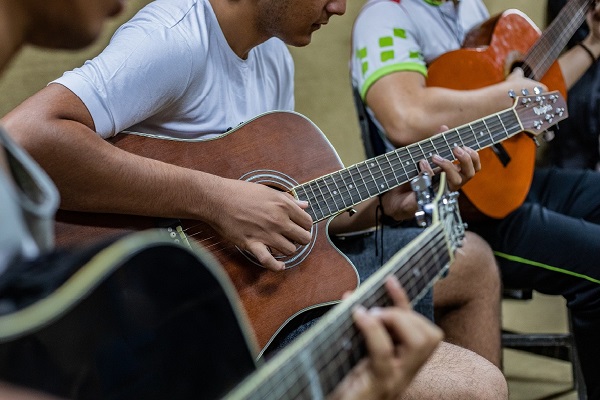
top-left (0, 231), bottom-right (257, 399)
top-left (55, 111), bottom-right (359, 354)
top-left (427, 10), bottom-right (567, 219)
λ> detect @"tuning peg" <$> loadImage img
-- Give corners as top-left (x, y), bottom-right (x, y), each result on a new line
top-left (543, 130), bottom-right (555, 142)
top-left (508, 89), bottom-right (516, 99)
top-left (533, 86), bottom-right (543, 95)
top-left (532, 137), bottom-right (541, 147)
top-left (521, 88), bottom-right (529, 96)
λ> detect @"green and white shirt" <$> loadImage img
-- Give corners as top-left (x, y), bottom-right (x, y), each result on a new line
top-left (351, 0), bottom-right (488, 100)
top-left (350, 0), bottom-right (488, 152)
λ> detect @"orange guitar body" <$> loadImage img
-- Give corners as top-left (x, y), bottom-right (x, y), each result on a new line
top-left (427, 10), bottom-right (567, 219)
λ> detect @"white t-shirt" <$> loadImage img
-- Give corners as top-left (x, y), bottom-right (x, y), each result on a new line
top-left (53, 0), bottom-right (295, 140)
top-left (350, 0), bottom-right (489, 152)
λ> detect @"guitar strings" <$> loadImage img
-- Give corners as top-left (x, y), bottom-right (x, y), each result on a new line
top-left (174, 109), bottom-right (534, 268)
top-left (251, 231), bottom-right (447, 399)
top-left (525, 0), bottom-right (589, 80)
top-left (300, 111), bottom-right (523, 221)
top-left (251, 234), bottom-right (444, 399)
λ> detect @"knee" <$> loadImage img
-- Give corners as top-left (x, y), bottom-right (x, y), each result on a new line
top-left (403, 342), bottom-right (508, 400)
top-left (453, 231), bottom-right (500, 291)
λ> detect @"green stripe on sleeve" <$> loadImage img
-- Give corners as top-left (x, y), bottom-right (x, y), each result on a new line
top-left (360, 63), bottom-right (427, 100)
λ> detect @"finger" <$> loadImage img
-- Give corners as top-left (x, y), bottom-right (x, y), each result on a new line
top-left (373, 307), bottom-right (443, 354)
top-left (509, 67), bottom-right (524, 78)
top-left (419, 159), bottom-right (435, 176)
top-left (384, 276), bottom-right (411, 311)
top-left (293, 198), bottom-right (309, 209)
top-left (432, 153), bottom-right (463, 190)
top-left (437, 124), bottom-right (449, 133)
top-left (288, 203), bottom-right (314, 232)
top-left (283, 221), bottom-right (312, 246)
top-left (247, 242), bottom-right (285, 271)
top-left (463, 146), bottom-right (481, 172)
top-left (452, 146), bottom-right (475, 179)
top-left (353, 306), bottom-right (395, 370)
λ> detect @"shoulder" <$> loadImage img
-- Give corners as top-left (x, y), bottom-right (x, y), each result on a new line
top-left (110, 0), bottom-right (211, 55)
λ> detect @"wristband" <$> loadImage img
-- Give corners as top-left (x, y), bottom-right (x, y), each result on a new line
top-left (578, 42), bottom-right (598, 64)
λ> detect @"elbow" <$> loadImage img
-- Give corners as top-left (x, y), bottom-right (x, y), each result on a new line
top-left (378, 112), bottom-right (424, 148)
top-left (2, 110), bottom-right (53, 157)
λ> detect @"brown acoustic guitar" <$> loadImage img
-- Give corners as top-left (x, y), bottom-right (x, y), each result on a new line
top-left (56, 93), bottom-right (566, 355)
top-left (427, 0), bottom-right (592, 219)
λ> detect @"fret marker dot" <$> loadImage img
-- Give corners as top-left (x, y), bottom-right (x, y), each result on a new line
top-left (333, 190), bottom-right (338, 195)
top-left (479, 132), bottom-right (484, 136)
top-left (380, 184), bottom-right (385, 189)
top-left (413, 269), bottom-right (421, 277)
top-left (349, 184), bottom-right (354, 189)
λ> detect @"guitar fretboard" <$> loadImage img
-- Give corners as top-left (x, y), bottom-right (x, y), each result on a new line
top-left (296, 109), bottom-right (521, 222)
top-left (227, 223), bottom-right (450, 400)
top-left (525, 0), bottom-right (590, 80)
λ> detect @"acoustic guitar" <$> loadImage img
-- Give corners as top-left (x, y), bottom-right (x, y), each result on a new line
top-left (0, 174), bottom-right (462, 400)
top-left (55, 93), bottom-right (566, 355)
top-left (427, 0), bottom-right (592, 219)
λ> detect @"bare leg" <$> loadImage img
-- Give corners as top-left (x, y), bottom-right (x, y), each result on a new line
top-left (433, 232), bottom-right (502, 367)
top-left (400, 341), bottom-right (508, 400)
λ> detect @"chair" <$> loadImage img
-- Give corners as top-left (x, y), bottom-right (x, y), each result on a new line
top-left (350, 85), bottom-right (587, 399)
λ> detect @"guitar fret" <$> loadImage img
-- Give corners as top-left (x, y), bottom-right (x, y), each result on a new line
top-left (372, 158), bottom-right (389, 193)
top-left (355, 162), bottom-right (375, 198)
top-left (481, 118), bottom-right (496, 144)
top-left (468, 123), bottom-right (481, 150)
top-left (383, 153), bottom-right (401, 186)
top-left (305, 181), bottom-right (326, 221)
top-left (322, 174), bottom-right (348, 213)
top-left (496, 114), bottom-right (509, 139)
top-left (314, 177), bottom-right (335, 216)
top-left (392, 148), bottom-right (411, 180)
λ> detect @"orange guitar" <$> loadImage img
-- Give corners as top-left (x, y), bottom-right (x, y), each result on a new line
top-left (56, 94), bottom-right (566, 355)
top-left (427, 0), bottom-right (591, 219)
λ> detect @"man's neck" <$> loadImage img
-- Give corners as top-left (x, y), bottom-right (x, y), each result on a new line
top-left (208, 0), bottom-right (266, 59)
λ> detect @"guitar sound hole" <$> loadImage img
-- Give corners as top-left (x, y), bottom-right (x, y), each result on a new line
top-left (237, 169), bottom-right (318, 270)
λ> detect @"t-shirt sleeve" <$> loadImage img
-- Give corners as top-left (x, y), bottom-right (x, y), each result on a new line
top-left (52, 23), bottom-right (194, 139)
top-left (350, 1), bottom-right (427, 101)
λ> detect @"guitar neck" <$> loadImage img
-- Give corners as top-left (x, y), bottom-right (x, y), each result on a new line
top-left (524, 0), bottom-right (590, 79)
top-left (226, 222), bottom-right (451, 400)
top-left (296, 108), bottom-right (521, 222)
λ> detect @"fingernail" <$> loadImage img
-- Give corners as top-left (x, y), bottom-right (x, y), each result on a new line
top-left (369, 307), bottom-right (383, 316)
top-left (432, 154), bottom-right (444, 162)
top-left (354, 305), bottom-right (367, 315)
top-left (454, 147), bottom-right (464, 155)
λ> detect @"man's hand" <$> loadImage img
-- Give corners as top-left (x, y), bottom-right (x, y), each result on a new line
top-left (379, 123), bottom-right (481, 221)
top-left (207, 178), bottom-right (313, 271)
top-left (423, 145), bottom-right (481, 192)
top-left (329, 276), bottom-right (443, 400)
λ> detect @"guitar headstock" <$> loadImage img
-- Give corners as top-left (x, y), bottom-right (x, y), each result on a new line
top-left (512, 90), bottom-right (568, 137)
top-left (410, 172), bottom-right (465, 256)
